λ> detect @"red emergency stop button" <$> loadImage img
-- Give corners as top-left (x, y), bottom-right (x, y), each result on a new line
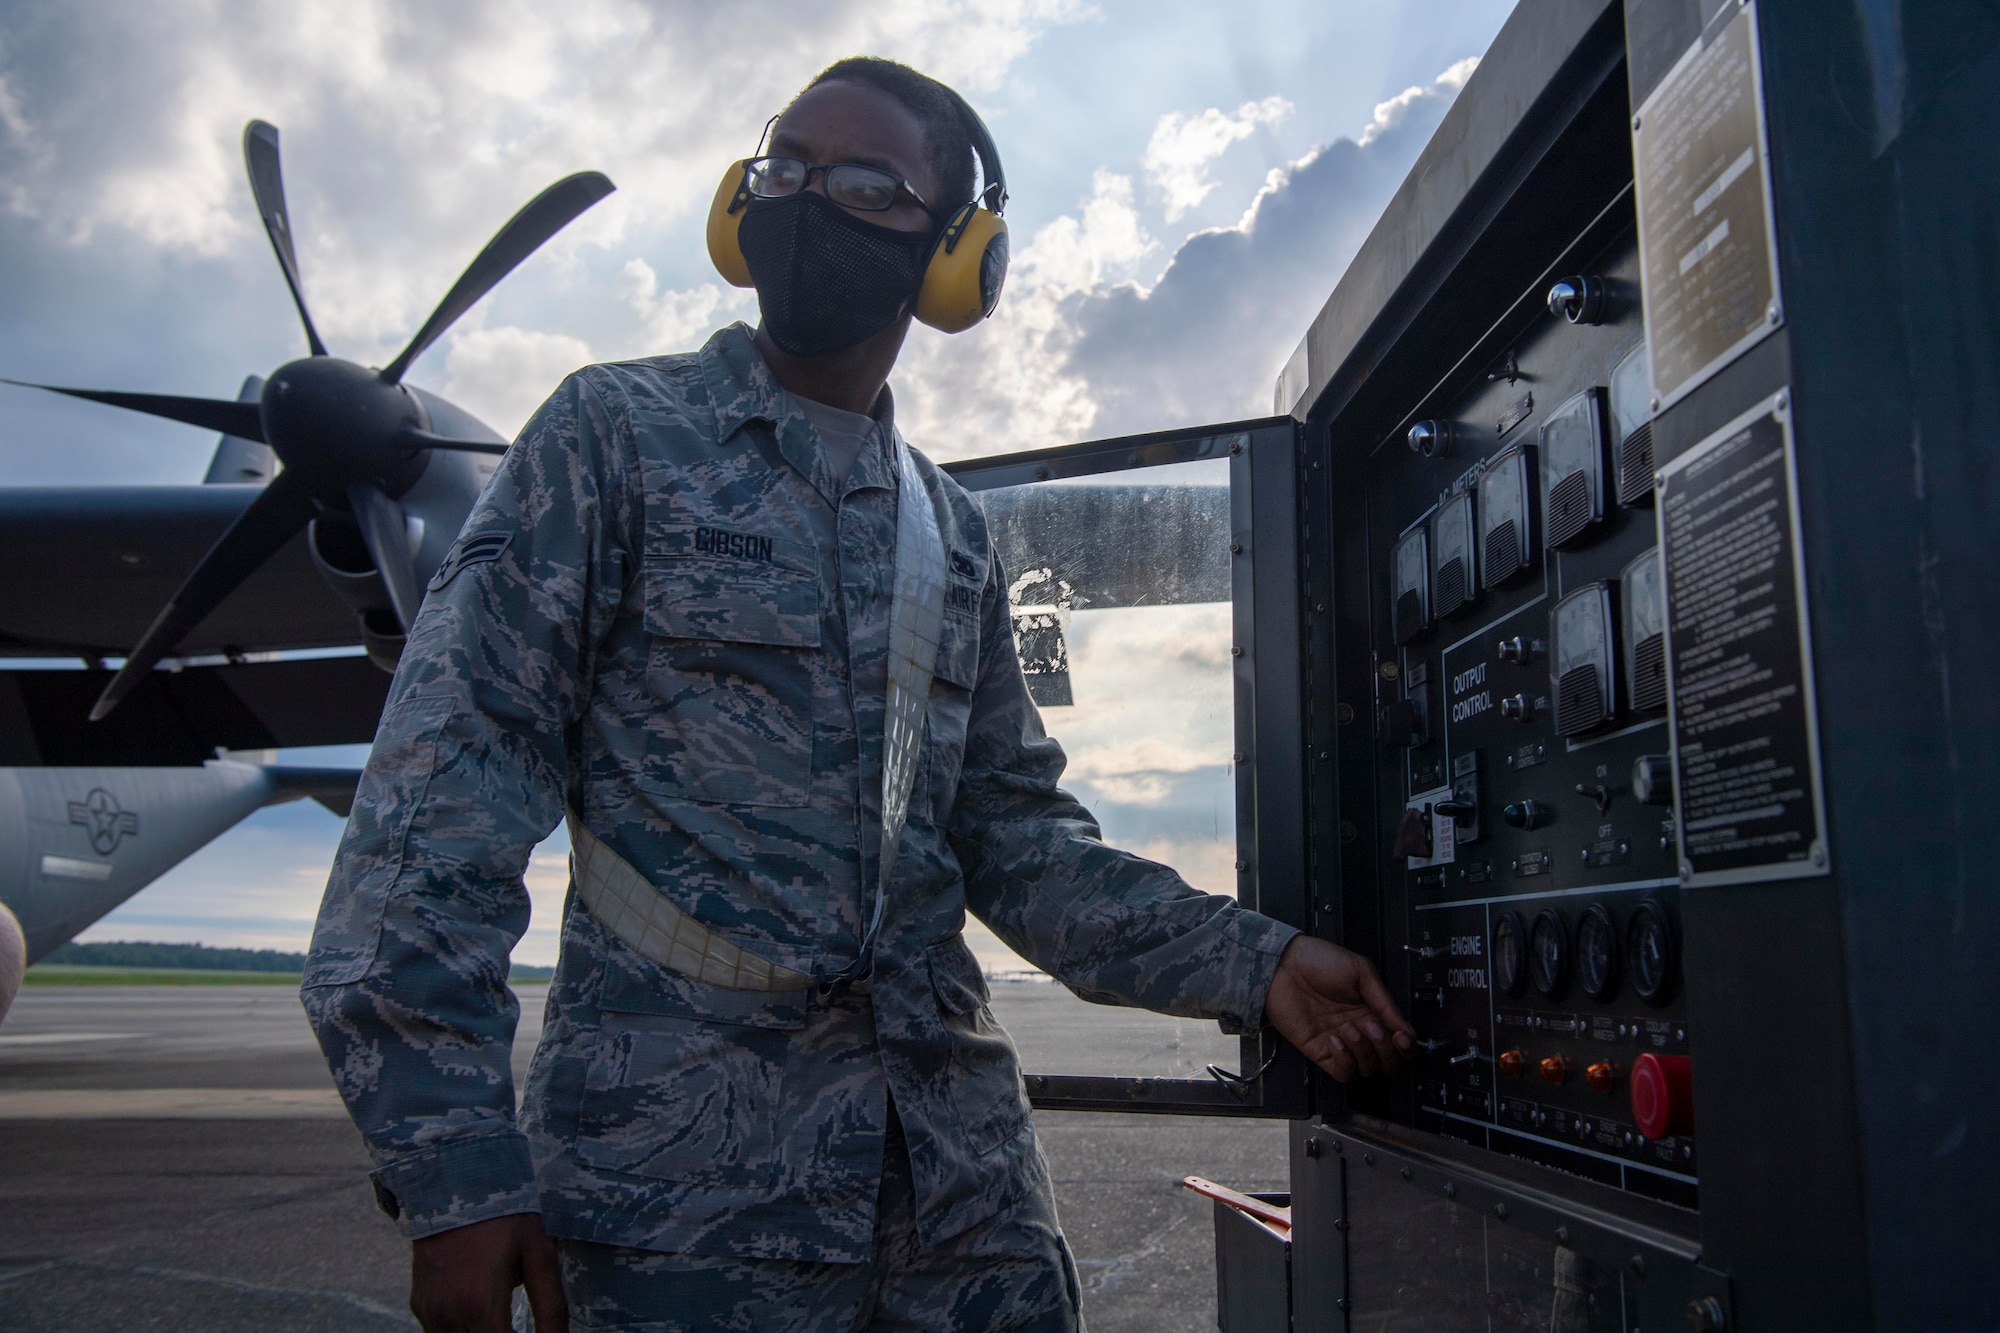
top-left (1630, 1052), bottom-right (1692, 1139)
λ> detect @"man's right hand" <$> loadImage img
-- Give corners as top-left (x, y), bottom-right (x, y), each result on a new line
top-left (410, 1213), bottom-right (568, 1333)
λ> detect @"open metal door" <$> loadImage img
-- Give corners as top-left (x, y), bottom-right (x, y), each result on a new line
top-left (940, 416), bottom-right (1310, 1119)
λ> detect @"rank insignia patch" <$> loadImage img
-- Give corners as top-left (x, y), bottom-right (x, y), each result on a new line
top-left (427, 531), bottom-right (513, 592)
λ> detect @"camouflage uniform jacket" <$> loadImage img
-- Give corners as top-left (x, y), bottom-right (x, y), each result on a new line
top-left (302, 322), bottom-right (1301, 1261)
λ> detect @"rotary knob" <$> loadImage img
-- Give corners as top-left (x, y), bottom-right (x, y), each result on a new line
top-left (1633, 754), bottom-right (1674, 806)
top-left (1547, 274), bottom-right (1607, 325)
top-left (1407, 419), bottom-right (1455, 458)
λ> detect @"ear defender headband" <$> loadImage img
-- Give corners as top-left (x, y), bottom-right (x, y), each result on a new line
top-left (706, 87), bottom-right (1010, 335)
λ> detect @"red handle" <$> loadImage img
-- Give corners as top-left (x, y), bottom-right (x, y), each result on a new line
top-left (1181, 1175), bottom-right (1292, 1235)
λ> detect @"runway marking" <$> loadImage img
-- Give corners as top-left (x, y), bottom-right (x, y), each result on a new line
top-left (0, 1031), bottom-right (142, 1047)
top-left (0, 1087), bottom-right (347, 1119)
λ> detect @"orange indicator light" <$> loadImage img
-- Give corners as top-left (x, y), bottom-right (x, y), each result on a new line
top-left (1538, 1054), bottom-right (1569, 1085)
top-left (1498, 1048), bottom-right (1525, 1078)
top-left (1585, 1060), bottom-right (1616, 1094)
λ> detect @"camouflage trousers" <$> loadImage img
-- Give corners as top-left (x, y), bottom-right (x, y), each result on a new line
top-left (556, 1107), bottom-right (1084, 1332)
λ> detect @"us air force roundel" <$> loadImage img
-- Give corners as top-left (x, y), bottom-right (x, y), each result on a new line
top-left (426, 531), bottom-right (514, 592)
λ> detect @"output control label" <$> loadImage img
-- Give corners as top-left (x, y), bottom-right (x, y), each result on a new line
top-left (1658, 390), bottom-right (1829, 885)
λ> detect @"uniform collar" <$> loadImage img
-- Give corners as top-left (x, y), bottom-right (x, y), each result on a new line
top-left (697, 322), bottom-right (898, 504)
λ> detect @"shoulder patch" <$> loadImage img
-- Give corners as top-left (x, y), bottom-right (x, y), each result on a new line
top-left (427, 531), bottom-right (514, 592)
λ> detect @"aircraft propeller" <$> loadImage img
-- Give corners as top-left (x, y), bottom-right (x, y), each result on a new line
top-left (3, 121), bottom-right (614, 722)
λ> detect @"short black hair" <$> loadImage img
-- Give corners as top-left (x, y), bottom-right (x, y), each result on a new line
top-left (795, 57), bottom-right (978, 214)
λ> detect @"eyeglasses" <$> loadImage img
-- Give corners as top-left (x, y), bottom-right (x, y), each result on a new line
top-left (743, 156), bottom-right (931, 215)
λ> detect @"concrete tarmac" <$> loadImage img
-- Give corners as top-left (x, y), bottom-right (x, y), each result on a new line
top-left (0, 986), bottom-right (1287, 1331)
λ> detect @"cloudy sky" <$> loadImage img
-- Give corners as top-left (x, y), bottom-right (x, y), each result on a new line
top-left (1, 0), bottom-right (1515, 963)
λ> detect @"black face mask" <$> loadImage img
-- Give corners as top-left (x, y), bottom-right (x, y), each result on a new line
top-left (739, 190), bottom-right (935, 357)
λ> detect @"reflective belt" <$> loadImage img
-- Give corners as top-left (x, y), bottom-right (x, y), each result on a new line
top-left (570, 430), bottom-right (947, 993)
top-left (568, 814), bottom-right (812, 991)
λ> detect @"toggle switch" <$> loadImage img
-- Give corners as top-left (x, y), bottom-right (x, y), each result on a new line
top-left (1448, 1044), bottom-right (1484, 1067)
top-left (1630, 1052), bottom-right (1693, 1139)
top-left (1585, 1060), bottom-right (1616, 1095)
top-left (1497, 1048), bottom-right (1525, 1078)
top-left (1576, 783), bottom-right (1612, 814)
top-left (1538, 1054), bottom-right (1570, 1086)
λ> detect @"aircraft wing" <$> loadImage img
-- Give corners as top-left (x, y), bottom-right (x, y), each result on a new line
top-left (0, 485), bottom-right (358, 657)
top-left (0, 654), bottom-right (390, 765)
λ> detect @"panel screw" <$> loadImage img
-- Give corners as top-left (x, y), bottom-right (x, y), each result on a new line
top-left (1632, 114), bottom-right (1642, 132)
top-left (1494, 1203), bottom-right (1508, 1219)
top-left (1400, 1167), bottom-right (1412, 1181)
top-left (1230, 541), bottom-right (1243, 554)
top-left (1033, 466), bottom-right (1051, 481)
top-left (1767, 303), bottom-right (1782, 325)
top-left (1316, 602), bottom-right (1330, 613)
top-left (1443, 1182), bottom-right (1457, 1198)
top-left (1332, 1139), bottom-right (1343, 1153)
top-left (1319, 750), bottom-right (1332, 761)
top-left (1231, 645), bottom-right (1244, 657)
top-left (1631, 1253), bottom-right (1647, 1277)
top-left (1334, 1217), bottom-right (1349, 1231)
top-left (1650, 394), bottom-right (1661, 412)
top-left (1362, 1152), bottom-right (1375, 1166)
top-left (1339, 820), bottom-right (1358, 843)
top-left (1336, 1299), bottom-right (1350, 1312)
top-left (1228, 439), bottom-right (1243, 455)
top-left (1232, 752), bottom-right (1246, 764)
top-left (1380, 662), bottom-right (1400, 681)
top-left (1337, 703), bottom-right (1355, 725)
top-left (1556, 1225), bottom-right (1570, 1244)
top-left (1234, 860), bottom-right (1247, 871)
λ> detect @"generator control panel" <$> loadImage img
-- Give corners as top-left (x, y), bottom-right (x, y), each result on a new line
top-left (1372, 237), bottom-right (1699, 1210)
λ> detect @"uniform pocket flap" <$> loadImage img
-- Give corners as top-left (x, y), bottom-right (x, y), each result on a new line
top-left (933, 613), bottom-right (979, 690)
top-left (644, 561), bottom-right (821, 648)
top-left (598, 948), bottom-right (813, 1029)
top-left (926, 934), bottom-right (991, 1016)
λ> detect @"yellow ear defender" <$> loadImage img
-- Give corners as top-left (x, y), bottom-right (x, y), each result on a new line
top-left (706, 87), bottom-right (1010, 335)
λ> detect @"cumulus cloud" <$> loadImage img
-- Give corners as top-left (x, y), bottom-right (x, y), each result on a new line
top-left (1141, 95), bottom-right (1292, 222)
top-left (442, 324), bottom-right (594, 439)
top-left (896, 61), bottom-right (1475, 455)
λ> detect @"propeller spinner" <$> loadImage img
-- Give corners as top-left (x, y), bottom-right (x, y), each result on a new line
top-left (5, 121), bottom-right (614, 721)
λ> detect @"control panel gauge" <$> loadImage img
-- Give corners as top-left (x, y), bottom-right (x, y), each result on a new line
top-left (1610, 341), bottom-right (1655, 506)
top-left (1430, 491), bottom-right (1477, 619)
top-left (1623, 547), bottom-right (1668, 714)
top-left (1530, 908), bottom-right (1570, 998)
top-left (1478, 445), bottom-right (1536, 588)
top-left (1492, 910), bottom-right (1527, 997)
top-left (1627, 898), bottom-right (1679, 1006)
top-left (1392, 523), bottom-right (1430, 644)
top-left (1577, 902), bottom-right (1620, 1001)
top-left (1552, 582), bottom-right (1618, 736)
top-left (1540, 386), bottom-right (1610, 547)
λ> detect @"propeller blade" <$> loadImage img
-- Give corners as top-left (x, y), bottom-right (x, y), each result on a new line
top-left (346, 482), bottom-right (423, 631)
top-left (379, 171), bottom-right (615, 384)
top-left (90, 470), bottom-right (318, 721)
top-left (243, 120), bottom-right (329, 357)
top-left (395, 425), bottom-right (509, 456)
top-left (2, 380), bottom-right (266, 442)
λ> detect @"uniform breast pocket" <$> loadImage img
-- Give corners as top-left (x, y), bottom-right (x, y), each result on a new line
top-left (639, 557), bottom-right (822, 807)
top-left (575, 953), bottom-right (810, 1188)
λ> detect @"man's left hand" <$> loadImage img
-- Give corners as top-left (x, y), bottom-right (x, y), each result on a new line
top-left (1264, 935), bottom-right (1415, 1081)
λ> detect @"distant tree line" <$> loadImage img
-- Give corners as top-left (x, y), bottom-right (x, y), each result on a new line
top-left (44, 940), bottom-right (555, 979)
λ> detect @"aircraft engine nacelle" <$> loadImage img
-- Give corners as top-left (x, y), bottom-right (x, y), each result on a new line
top-left (308, 417), bottom-right (497, 672)
top-left (0, 762), bottom-right (281, 965)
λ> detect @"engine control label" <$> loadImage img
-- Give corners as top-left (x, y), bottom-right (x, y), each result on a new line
top-left (1658, 390), bottom-right (1829, 885)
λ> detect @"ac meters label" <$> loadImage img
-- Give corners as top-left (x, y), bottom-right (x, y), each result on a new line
top-left (1658, 390), bottom-right (1828, 885)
